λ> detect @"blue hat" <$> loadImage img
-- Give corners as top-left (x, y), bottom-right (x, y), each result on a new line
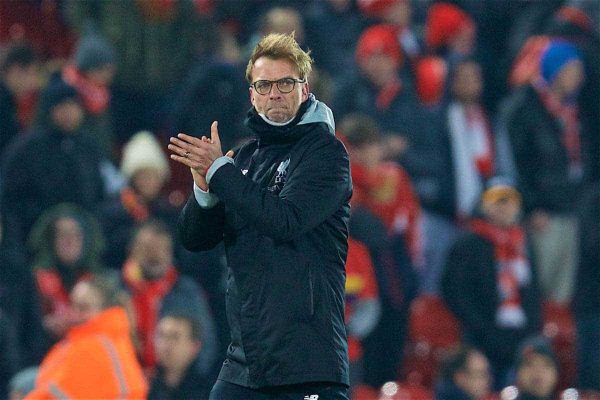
top-left (540, 40), bottom-right (581, 84)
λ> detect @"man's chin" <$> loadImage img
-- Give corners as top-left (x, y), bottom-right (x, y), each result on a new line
top-left (267, 112), bottom-right (291, 123)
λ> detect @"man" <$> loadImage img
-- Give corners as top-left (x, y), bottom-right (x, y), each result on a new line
top-left (435, 345), bottom-right (492, 400)
top-left (25, 275), bottom-right (148, 399)
top-left (169, 32), bottom-right (352, 399)
top-left (0, 43), bottom-right (39, 155)
top-left (441, 178), bottom-right (542, 385)
top-left (149, 312), bottom-right (211, 400)
top-left (121, 220), bottom-right (217, 375)
top-left (511, 336), bottom-right (559, 400)
top-left (503, 40), bottom-right (589, 304)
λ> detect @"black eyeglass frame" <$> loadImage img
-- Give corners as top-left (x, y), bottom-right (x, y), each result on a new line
top-left (250, 77), bottom-right (306, 95)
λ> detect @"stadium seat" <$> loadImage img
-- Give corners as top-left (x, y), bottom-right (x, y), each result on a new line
top-left (542, 301), bottom-right (577, 390)
top-left (400, 295), bottom-right (462, 387)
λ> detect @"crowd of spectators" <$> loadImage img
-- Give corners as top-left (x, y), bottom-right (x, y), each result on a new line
top-left (0, 0), bottom-right (598, 399)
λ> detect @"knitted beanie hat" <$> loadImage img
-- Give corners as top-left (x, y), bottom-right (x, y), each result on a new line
top-left (540, 40), bottom-right (581, 84)
top-left (425, 2), bottom-right (474, 50)
top-left (120, 131), bottom-right (170, 181)
top-left (356, 24), bottom-right (403, 67)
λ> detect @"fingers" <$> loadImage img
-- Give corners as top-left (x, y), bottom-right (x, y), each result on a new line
top-left (210, 121), bottom-right (220, 144)
top-left (225, 150), bottom-right (235, 158)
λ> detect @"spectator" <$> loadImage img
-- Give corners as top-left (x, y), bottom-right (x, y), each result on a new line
top-left (62, 24), bottom-right (117, 162)
top-left (340, 113), bottom-right (422, 266)
top-left (545, 1), bottom-right (600, 183)
top-left (25, 275), bottom-right (147, 399)
top-left (121, 220), bottom-right (217, 375)
top-left (574, 183), bottom-right (600, 391)
top-left (28, 203), bottom-right (105, 343)
top-left (8, 367), bottom-right (37, 400)
top-left (503, 40), bottom-right (588, 304)
top-left (442, 178), bottom-right (542, 385)
top-left (507, 336), bottom-right (559, 400)
top-left (100, 130), bottom-right (175, 269)
top-left (0, 42), bottom-right (40, 156)
top-left (0, 77), bottom-right (106, 257)
top-left (149, 312), bottom-right (212, 400)
top-left (334, 24), bottom-right (422, 164)
top-left (435, 345), bottom-right (492, 400)
top-left (358, 0), bottom-right (422, 65)
top-left (446, 59), bottom-right (495, 220)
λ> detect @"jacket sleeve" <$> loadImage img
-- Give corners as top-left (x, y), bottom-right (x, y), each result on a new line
top-left (177, 195), bottom-right (226, 251)
top-left (208, 135), bottom-right (351, 242)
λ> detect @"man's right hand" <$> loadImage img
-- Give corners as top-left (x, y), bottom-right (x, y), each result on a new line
top-left (191, 168), bottom-right (209, 191)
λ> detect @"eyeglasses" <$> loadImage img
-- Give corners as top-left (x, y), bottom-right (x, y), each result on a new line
top-left (251, 77), bottom-right (305, 95)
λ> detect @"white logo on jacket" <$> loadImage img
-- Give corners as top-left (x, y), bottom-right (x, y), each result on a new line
top-left (268, 158), bottom-right (290, 192)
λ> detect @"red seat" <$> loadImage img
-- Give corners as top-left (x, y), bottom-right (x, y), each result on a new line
top-left (542, 301), bottom-right (577, 390)
top-left (400, 295), bottom-right (462, 387)
top-left (408, 295), bottom-right (461, 347)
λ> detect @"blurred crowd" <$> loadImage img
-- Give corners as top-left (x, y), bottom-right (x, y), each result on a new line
top-left (0, 0), bottom-right (599, 399)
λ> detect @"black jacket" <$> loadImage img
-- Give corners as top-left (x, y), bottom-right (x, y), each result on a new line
top-left (178, 95), bottom-right (352, 388)
top-left (0, 126), bottom-right (105, 254)
top-left (441, 232), bottom-right (542, 370)
top-left (503, 86), bottom-right (591, 214)
top-left (149, 359), bottom-right (212, 400)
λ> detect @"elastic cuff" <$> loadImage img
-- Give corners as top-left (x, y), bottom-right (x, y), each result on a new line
top-left (206, 156), bottom-right (234, 184)
top-left (193, 183), bottom-right (220, 209)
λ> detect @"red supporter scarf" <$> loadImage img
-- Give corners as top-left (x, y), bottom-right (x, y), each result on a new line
top-left (465, 105), bottom-right (494, 178)
top-left (35, 269), bottom-right (92, 317)
top-left (120, 187), bottom-right (150, 223)
top-left (63, 64), bottom-right (110, 115)
top-left (122, 260), bottom-right (178, 369)
top-left (351, 162), bottom-right (423, 267)
top-left (469, 219), bottom-right (530, 328)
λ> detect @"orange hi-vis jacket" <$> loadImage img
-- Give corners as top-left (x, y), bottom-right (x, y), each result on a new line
top-left (26, 307), bottom-right (148, 399)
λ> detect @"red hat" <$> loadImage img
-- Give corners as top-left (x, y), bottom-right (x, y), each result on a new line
top-left (357, 0), bottom-right (404, 17)
top-left (415, 56), bottom-right (447, 106)
top-left (424, 2), bottom-right (474, 50)
top-left (355, 24), bottom-right (403, 66)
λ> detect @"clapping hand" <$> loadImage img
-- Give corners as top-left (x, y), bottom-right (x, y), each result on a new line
top-left (169, 121), bottom-right (234, 190)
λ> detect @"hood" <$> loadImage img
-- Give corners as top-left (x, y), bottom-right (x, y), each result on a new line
top-left (297, 93), bottom-right (335, 135)
top-left (29, 203), bottom-right (105, 272)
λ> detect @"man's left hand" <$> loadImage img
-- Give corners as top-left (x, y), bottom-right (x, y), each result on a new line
top-left (169, 121), bottom-right (224, 176)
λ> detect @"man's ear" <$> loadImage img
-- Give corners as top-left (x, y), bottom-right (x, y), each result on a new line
top-left (249, 86), bottom-right (255, 106)
top-left (302, 81), bottom-right (310, 101)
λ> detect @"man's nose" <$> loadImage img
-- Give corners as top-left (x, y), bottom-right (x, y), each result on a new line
top-left (268, 84), bottom-right (283, 97)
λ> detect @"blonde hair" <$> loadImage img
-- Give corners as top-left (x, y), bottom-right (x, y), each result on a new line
top-left (245, 32), bottom-right (313, 83)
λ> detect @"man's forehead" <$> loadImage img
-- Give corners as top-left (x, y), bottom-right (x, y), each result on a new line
top-left (252, 57), bottom-right (299, 80)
